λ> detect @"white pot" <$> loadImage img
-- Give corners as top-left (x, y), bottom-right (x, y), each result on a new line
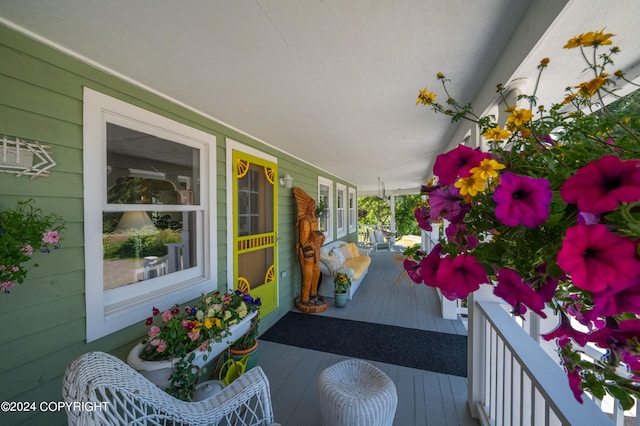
top-left (127, 311), bottom-right (256, 389)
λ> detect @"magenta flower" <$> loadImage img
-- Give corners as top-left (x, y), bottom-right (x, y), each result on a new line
top-left (557, 224), bottom-right (640, 293)
top-left (445, 222), bottom-right (479, 251)
top-left (403, 258), bottom-right (422, 284)
top-left (566, 367), bottom-right (584, 403)
top-left (560, 155), bottom-right (640, 214)
top-left (588, 277), bottom-right (640, 318)
top-left (433, 144), bottom-right (491, 185)
top-left (576, 212), bottom-right (600, 225)
top-left (534, 264), bottom-right (562, 304)
top-left (493, 268), bottom-right (547, 318)
top-left (414, 206), bottom-right (432, 232)
top-left (436, 254), bottom-right (487, 300)
top-left (42, 230), bottom-right (60, 244)
top-left (493, 172), bottom-right (552, 227)
top-left (541, 311), bottom-right (588, 346)
top-left (428, 186), bottom-right (470, 223)
top-left (420, 244), bottom-right (443, 287)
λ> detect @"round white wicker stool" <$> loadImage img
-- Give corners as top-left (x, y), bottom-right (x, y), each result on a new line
top-left (317, 359), bottom-right (397, 426)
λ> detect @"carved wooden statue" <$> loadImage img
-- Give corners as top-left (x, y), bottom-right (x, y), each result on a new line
top-left (293, 187), bottom-right (327, 312)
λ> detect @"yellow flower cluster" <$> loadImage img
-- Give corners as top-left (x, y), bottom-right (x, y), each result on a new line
top-left (563, 29), bottom-right (614, 49)
top-left (454, 158), bottom-right (505, 201)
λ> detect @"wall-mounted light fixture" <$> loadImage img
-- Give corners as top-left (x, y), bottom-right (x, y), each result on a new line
top-left (279, 174), bottom-right (294, 188)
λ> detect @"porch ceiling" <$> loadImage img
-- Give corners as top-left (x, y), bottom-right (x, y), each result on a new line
top-left (1, 1), bottom-right (639, 195)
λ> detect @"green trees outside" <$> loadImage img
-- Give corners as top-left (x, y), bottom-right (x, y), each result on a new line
top-left (358, 194), bottom-right (422, 237)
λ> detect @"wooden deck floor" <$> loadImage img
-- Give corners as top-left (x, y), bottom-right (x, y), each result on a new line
top-left (257, 250), bottom-right (479, 426)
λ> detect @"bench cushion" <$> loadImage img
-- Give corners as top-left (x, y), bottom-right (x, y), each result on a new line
top-left (344, 256), bottom-right (371, 280)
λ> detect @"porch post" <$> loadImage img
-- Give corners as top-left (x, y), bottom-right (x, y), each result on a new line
top-left (467, 284), bottom-right (502, 419)
top-left (388, 194), bottom-right (396, 247)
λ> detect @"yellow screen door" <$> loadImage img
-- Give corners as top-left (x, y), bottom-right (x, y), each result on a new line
top-left (233, 150), bottom-right (278, 315)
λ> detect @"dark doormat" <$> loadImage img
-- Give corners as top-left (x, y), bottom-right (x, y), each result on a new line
top-left (260, 311), bottom-right (467, 377)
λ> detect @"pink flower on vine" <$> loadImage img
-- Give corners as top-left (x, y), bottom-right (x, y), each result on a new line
top-left (22, 245), bottom-right (34, 256)
top-left (0, 281), bottom-right (16, 292)
top-left (11, 266), bottom-right (19, 272)
top-left (42, 230), bottom-right (60, 244)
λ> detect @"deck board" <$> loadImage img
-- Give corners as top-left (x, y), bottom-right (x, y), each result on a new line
top-left (258, 250), bottom-right (479, 425)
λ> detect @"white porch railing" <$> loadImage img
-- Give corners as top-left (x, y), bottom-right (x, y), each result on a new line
top-left (468, 288), bottom-right (614, 426)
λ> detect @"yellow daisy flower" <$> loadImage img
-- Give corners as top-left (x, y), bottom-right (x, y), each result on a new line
top-left (416, 87), bottom-right (437, 105)
top-left (454, 176), bottom-right (486, 198)
top-left (581, 29), bottom-right (614, 47)
top-left (470, 159), bottom-right (506, 181)
top-left (506, 108), bottom-right (534, 129)
top-left (482, 125), bottom-right (511, 142)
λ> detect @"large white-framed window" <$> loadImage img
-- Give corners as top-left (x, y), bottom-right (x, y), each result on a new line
top-left (336, 183), bottom-right (346, 238)
top-left (348, 187), bottom-right (357, 234)
top-left (317, 177), bottom-right (333, 243)
top-left (83, 88), bottom-right (216, 342)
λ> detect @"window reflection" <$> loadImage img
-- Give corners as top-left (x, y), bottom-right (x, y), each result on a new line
top-left (103, 211), bottom-right (196, 290)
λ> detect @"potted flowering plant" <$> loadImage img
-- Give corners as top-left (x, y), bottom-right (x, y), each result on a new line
top-left (407, 30), bottom-right (640, 408)
top-left (0, 199), bottom-right (64, 294)
top-left (127, 289), bottom-right (261, 401)
top-left (333, 272), bottom-right (351, 307)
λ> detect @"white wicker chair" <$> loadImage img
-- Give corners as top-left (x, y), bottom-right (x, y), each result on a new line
top-left (62, 351), bottom-right (276, 426)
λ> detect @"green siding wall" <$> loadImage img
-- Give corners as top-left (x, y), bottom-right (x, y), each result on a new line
top-left (0, 24), bottom-right (357, 425)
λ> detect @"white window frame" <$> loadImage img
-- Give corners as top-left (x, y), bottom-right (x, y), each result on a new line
top-left (348, 187), bottom-right (357, 234)
top-left (336, 183), bottom-right (347, 238)
top-left (318, 176), bottom-right (333, 243)
top-left (83, 88), bottom-right (217, 342)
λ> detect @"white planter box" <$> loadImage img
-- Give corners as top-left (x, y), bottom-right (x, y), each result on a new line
top-left (127, 311), bottom-right (256, 389)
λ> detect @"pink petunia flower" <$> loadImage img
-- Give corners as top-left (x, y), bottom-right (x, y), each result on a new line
top-left (560, 155), bottom-right (640, 214)
top-left (419, 244), bottom-right (443, 288)
top-left (541, 311), bottom-right (588, 347)
top-left (557, 224), bottom-right (640, 293)
top-left (413, 206), bottom-right (432, 232)
top-left (42, 230), bottom-right (60, 244)
top-left (161, 310), bottom-right (173, 323)
top-left (493, 268), bottom-right (547, 318)
top-left (21, 245), bottom-right (34, 256)
top-left (155, 340), bottom-right (167, 353)
top-left (445, 222), bottom-right (479, 251)
top-left (147, 325), bottom-right (161, 338)
top-left (493, 172), bottom-right (552, 227)
top-left (403, 258), bottom-right (422, 284)
top-left (433, 144), bottom-right (491, 185)
top-left (428, 186), bottom-right (470, 223)
top-left (436, 254), bottom-right (487, 300)
top-left (587, 276), bottom-right (640, 318)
